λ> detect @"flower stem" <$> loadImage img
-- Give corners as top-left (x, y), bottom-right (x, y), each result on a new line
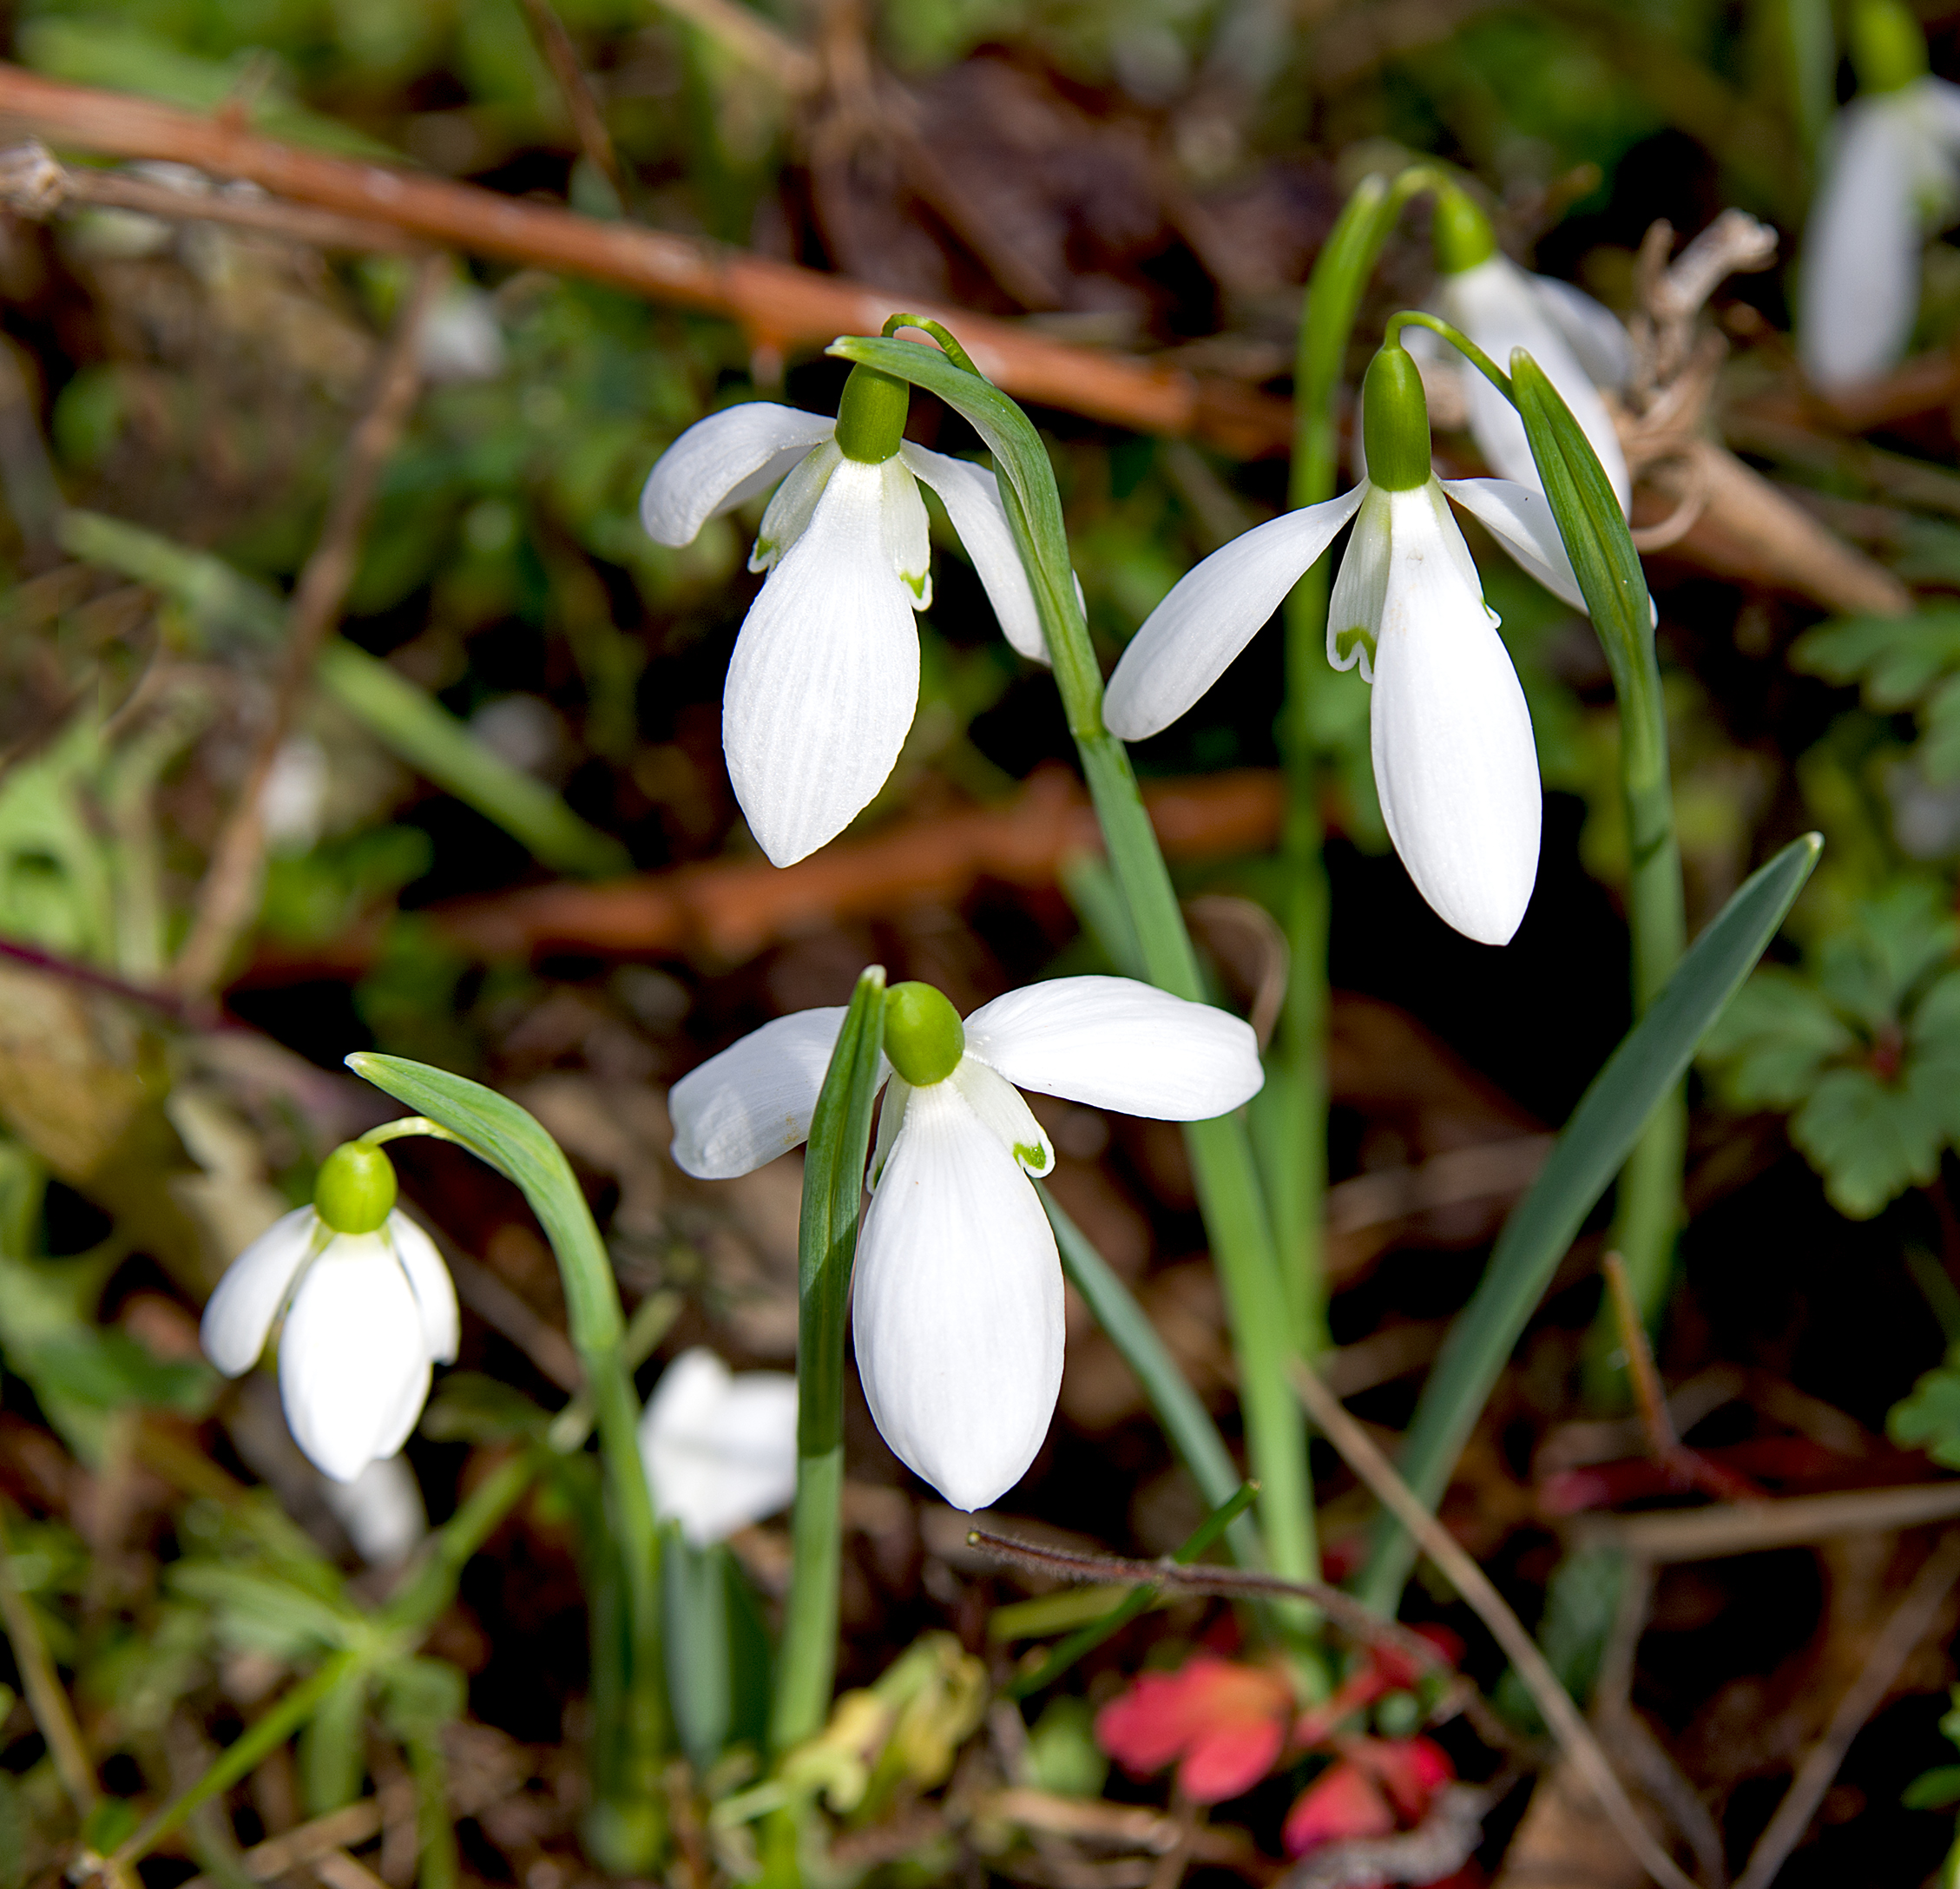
top-left (343, 1061), bottom-right (670, 1867)
top-left (770, 968), bottom-right (887, 1750)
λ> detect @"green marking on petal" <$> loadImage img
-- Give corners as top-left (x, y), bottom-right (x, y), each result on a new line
top-left (1335, 625), bottom-right (1375, 668)
top-left (1015, 1141), bottom-right (1046, 1171)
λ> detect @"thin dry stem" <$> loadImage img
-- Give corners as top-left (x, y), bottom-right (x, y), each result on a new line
top-left (965, 1528), bottom-right (1512, 1750)
top-left (171, 253), bottom-right (445, 996)
top-left (1730, 1530), bottom-right (1960, 1889)
top-left (1291, 1363), bottom-right (1699, 1889)
top-left (1570, 1479), bottom-right (1960, 1563)
top-left (516, 0), bottom-right (635, 214)
top-left (0, 139), bottom-right (423, 252)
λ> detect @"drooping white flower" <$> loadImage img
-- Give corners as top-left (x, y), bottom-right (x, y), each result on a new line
top-left (1800, 75), bottom-right (1960, 389)
top-left (1427, 185), bottom-right (1630, 512)
top-left (639, 1347), bottom-right (799, 1546)
top-left (1106, 345), bottom-right (1574, 946)
top-left (321, 1454), bottom-right (428, 1565)
top-left (667, 977), bottom-right (1262, 1511)
top-left (640, 366), bottom-right (1043, 866)
top-left (200, 1145), bottom-right (457, 1484)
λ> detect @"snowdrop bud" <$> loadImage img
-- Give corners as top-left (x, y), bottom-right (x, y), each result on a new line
top-left (1432, 183), bottom-right (1497, 273)
top-left (1361, 346), bottom-right (1433, 492)
top-left (1852, 0), bottom-right (1928, 93)
top-left (833, 365), bottom-right (911, 464)
top-left (883, 982), bottom-right (964, 1086)
top-left (313, 1142), bottom-right (397, 1235)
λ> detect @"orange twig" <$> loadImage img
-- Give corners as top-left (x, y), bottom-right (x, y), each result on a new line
top-left (0, 63), bottom-right (1289, 456)
top-left (425, 767), bottom-right (1284, 964)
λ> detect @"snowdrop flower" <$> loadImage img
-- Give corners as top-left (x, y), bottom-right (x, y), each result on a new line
top-left (1799, 0), bottom-right (1960, 390)
top-left (201, 1142), bottom-right (457, 1484)
top-left (640, 365), bottom-right (1042, 866)
top-left (321, 1455), bottom-right (428, 1565)
top-left (1430, 186), bottom-right (1631, 512)
top-left (1108, 344), bottom-right (1575, 946)
top-left (639, 1347), bottom-right (798, 1546)
top-left (668, 977), bottom-right (1262, 1510)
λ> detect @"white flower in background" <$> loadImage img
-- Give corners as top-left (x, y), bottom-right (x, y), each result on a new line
top-left (1431, 188), bottom-right (1631, 513)
top-left (419, 282), bottom-right (506, 383)
top-left (1799, 0), bottom-right (1960, 390)
top-left (640, 1347), bottom-right (799, 1546)
top-left (201, 1142), bottom-right (457, 1484)
top-left (261, 734), bottom-right (328, 853)
top-left (321, 1454), bottom-right (428, 1565)
top-left (1107, 344), bottom-right (1574, 946)
top-left (668, 977), bottom-right (1262, 1510)
top-left (640, 365), bottom-right (1043, 867)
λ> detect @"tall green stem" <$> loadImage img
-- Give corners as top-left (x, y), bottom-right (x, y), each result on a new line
top-left (771, 969), bottom-right (886, 1750)
top-left (1271, 170), bottom-right (1435, 1354)
top-left (827, 329), bottom-right (1318, 1603)
top-left (345, 1056), bottom-right (668, 1869)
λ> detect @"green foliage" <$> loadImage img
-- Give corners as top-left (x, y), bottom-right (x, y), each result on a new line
top-left (1891, 1352), bottom-right (1960, 1467)
top-left (1794, 609), bottom-right (1960, 782)
top-left (1023, 1697), bottom-right (1108, 1799)
top-left (1496, 1545), bottom-right (1628, 1732)
top-left (1700, 880), bottom-right (1960, 1216)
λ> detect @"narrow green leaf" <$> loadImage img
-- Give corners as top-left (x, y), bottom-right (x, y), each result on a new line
top-left (1042, 1190), bottom-right (1254, 1559)
top-left (1358, 832), bottom-right (1823, 1609)
top-left (346, 1054), bottom-right (621, 1353)
top-left (1511, 352), bottom-right (1659, 758)
top-left (772, 964), bottom-right (886, 1751)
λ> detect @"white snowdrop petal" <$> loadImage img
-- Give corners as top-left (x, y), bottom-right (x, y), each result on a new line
top-left (321, 1455), bottom-right (427, 1565)
top-left (201, 1207), bottom-right (321, 1376)
top-left (640, 405), bottom-right (838, 547)
top-left (870, 1072), bottom-right (912, 1188)
top-left (387, 1213), bottom-right (459, 1365)
top-left (1370, 490), bottom-right (1542, 945)
top-left (1327, 484), bottom-right (1394, 680)
top-left (669, 1007), bottom-right (855, 1178)
top-left (1440, 255), bottom-right (1631, 511)
top-left (852, 1083), bottom-right (1062, 1511)
top-left (878, 457), bottom-right (933, 607)
top-left (1527, 273), bottom-right (1634, 392)
top-left (948, 1056), bottom-right (1055, 1175)
top-left (1440, 477), bottom-right (1588, 614)
top-left (752, 440), bottom-right (843, 571)
top-left (964, 976), bottom-right (1263, 1119)
top-left (279, 1234), bottom-right (433, 1484)
top-left (899, 444), bottom-right (1048, 664)
top-left (641, 1348), bottom-right (799, 1546)
top-left (1799, 95), bottom-right (1924, 390)
top-left (1104, 487), bottom-right (1366, 738)
top-left (723, 457), bottom-right (923, 866)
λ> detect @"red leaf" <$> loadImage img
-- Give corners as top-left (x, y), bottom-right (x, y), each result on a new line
top-left (1285, 1761), bottom-right (1397, 1855)
top-left (1349, 1736), bottom-right (1453, 1819)
top-left (1095, 1655), bottom-right (1293, 1800)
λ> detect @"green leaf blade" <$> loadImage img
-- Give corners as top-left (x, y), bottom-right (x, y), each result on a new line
top-left (1357, 831), bottom-right (1822, 1610)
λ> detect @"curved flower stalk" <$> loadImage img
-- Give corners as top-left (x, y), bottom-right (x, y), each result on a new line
top-left (668, 976), bottom-right (1262, 1510)
top-left (1799, 0), bottom-right (1960, 390)
top-left (1431, 186), bottom-right (1631, 512)
top-left (639, 1347), bottom-right (798, 1546)
top-left (639, 366), bottom-right (1042, 866)
top-left (201, 1142), bottom-right (457, 1484)
top-left (1108, 343), bottom-right (1577, 946)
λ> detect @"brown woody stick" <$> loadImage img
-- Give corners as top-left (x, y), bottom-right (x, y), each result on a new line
top-left (1292, 1362), bottom-right (1699, 1889)
top-left (173, 253), bottom-right (445, 994)
top-left (425, 767), bottom-right (1286, 963)
top-left (0, 62), bottom-right (1288, 456)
